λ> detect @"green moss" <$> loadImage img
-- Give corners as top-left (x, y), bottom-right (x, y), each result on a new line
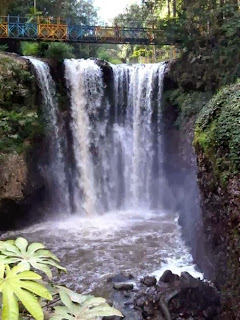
top-left (194, 81), bottom-right (240, 183)
top-left (195, 121), bottom-right (216, 154)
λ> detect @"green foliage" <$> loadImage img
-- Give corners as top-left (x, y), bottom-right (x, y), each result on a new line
top-left (0, 56), bottom-right (35, 109)
top-left (0, 108), bottom-right (42, 154)
top-left (20, 42), bottom-right (40, 57)
top-left (194, 82), bottom-right (240, 182)
top-left (0, 237), bottom-right (123, 320)
top-left (97, 47), bottom-right (122, 64)
top-left (132, 47), bottom-right (153, 58)
top-left (0, 264), bottom-right (52, 320)
top-left (164, 89), bottom-right (213, 126)
top-left (44, 43), bottom-right (75, 62)
top-left (0, 44), bottom-right (8, 52)
top-left (50, 286), bottom-right (123, 320)
top-left (7, 0), bottom-right (98, 24)
top-left (0, 54), bottom-right (42, 154)
top-left (0, 238), bottom-right (66, 280)
top-left (97, 49), bottom-right (112, 62)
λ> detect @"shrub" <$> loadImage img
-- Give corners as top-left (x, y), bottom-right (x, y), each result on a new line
top-left (20, 42), bottom-right (40, 56)
top-left (0, 44), bottom-right (8, 52)
top-left (0, 108), bottom-right (43, 154)
top-left (44, 42), bottom-right (75, 62)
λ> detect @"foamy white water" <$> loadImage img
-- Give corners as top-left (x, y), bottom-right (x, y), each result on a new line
top-left (1, 211), bottom-right (202, 295)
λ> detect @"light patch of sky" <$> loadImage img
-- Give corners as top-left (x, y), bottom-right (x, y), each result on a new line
top-left (94, 0), bottom-right (141, 23)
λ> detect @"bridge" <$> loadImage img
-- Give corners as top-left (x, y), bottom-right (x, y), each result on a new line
top-left (0, 16), bottom-right (164, 45)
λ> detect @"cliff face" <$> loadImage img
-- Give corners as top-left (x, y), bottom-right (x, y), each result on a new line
top-left (162, 76), bottom-right (212, 274)
top-left (194, 83), bottom-right (240, 317)
top-left (164, 63), bottom-right (240, 316)
top-left (0, 53), bottom-right (45, 230)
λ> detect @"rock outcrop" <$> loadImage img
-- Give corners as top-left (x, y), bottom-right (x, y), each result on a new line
top-left (104, 271), bottom-right (221, 320)
top-left (194, 83), bottom-right (240, 317)
top-left (0, 53), bottom-right (45, 230)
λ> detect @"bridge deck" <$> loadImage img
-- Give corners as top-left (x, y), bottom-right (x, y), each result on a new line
top-left (0, 16), bottom-right (163, 45)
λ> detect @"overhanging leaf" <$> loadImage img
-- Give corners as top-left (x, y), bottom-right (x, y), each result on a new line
top-left (0, 264), bottom-right (52, 320)
top-left (0, 238), bottom-right (66, 279)
top-left (50, 286), bottom-right (123, 320)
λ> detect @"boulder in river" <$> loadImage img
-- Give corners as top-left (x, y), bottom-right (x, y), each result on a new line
top-left (141, 276), bottom-right (157, 287)
top-left (113, 282), bottom-right (134, 291)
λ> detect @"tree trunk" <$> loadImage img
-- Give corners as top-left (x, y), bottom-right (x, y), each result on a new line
top-left (168, 0), bottom-right (171, 17)
top-left (172, 0), bottom-right (177, 17)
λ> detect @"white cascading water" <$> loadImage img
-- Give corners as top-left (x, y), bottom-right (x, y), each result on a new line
top-left (127, 63), bottom-right (166, 206)
top-left (65, 60), bottom-right (166, 215)
top-left (64, 59), bottom-right (105, 215)
top-left (27, 57), bottom-right (70, 214)
top-left (2, 59), bottom-right (202, 295)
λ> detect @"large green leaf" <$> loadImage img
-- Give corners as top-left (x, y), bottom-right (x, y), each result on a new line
top-left (49, 286), bottom-right (123, 320)
top-left (0, 238), bottom-right (66, 279)
top-left (0, 264), bottom-right (52, 320)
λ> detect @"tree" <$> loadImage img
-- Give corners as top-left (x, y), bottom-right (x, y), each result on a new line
top-left (6, 0), bottom-right (98, 25)
top-left (114, 3), bottom-right (148, 27)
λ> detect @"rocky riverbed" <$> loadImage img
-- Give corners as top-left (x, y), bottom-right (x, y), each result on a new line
top-left (104, 271), bottom-right (221, 320)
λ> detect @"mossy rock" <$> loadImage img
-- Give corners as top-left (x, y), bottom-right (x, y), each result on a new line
top-left (194, 81), bottom-right (240, 184)
top-left (0, 53), bottom-right (43, 155)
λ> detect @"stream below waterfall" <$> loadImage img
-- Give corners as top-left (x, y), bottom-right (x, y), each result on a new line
top-left (1, 210), bottom-right (202, 297)
top-left (0, 58), bottom-right (202, 298)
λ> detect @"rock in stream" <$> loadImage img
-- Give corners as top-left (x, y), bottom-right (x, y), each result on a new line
top-left (104, 271), bottom-right (221, 320)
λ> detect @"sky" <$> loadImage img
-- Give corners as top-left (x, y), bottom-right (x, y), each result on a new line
top-left (94, 0), bottom-right (141, 23)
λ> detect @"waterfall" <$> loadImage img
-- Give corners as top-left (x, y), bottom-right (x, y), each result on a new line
top-left (65, 60), bottom-right (166, 215)
top-left (64, 59), bottom-right (104, 215)
top-left (27, 57), bottom-right (70, 214)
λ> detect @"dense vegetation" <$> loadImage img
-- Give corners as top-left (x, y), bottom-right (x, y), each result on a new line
top-left (0, 54), bottom-right (42, 155)
top-left (20, 42), bottom-right (75, 62)
top-left (142, 0), bottom-right (240, 88)
top-left (0, 0), bottom-right (97, 23)
top-left (194, 82), bottom-right (240, 184)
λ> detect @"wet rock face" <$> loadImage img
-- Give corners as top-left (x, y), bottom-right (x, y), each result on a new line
top-left (95, 59), bottom-right (113, 86)
top-left (105, 271), bottom-right (221, 320)
top-left (0, 151), bottom-right (46, 231)
top-left (0, 154), bottom-right (27, 200)
top-left (196, 149), bottom-right (240, 315)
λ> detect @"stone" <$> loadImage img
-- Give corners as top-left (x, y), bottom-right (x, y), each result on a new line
top-left (108, 272), bottom-right (134, 283)
top-left (180, 271), bottom-right (199, 289)
top-left (135, 294), bottom-right (148, 308)
top-left (113, 282), bottom-right (134, 291)
top-left (159, 270), bottom-right (179, 284)
top-left (141, 276), bottom-right (157, 287)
